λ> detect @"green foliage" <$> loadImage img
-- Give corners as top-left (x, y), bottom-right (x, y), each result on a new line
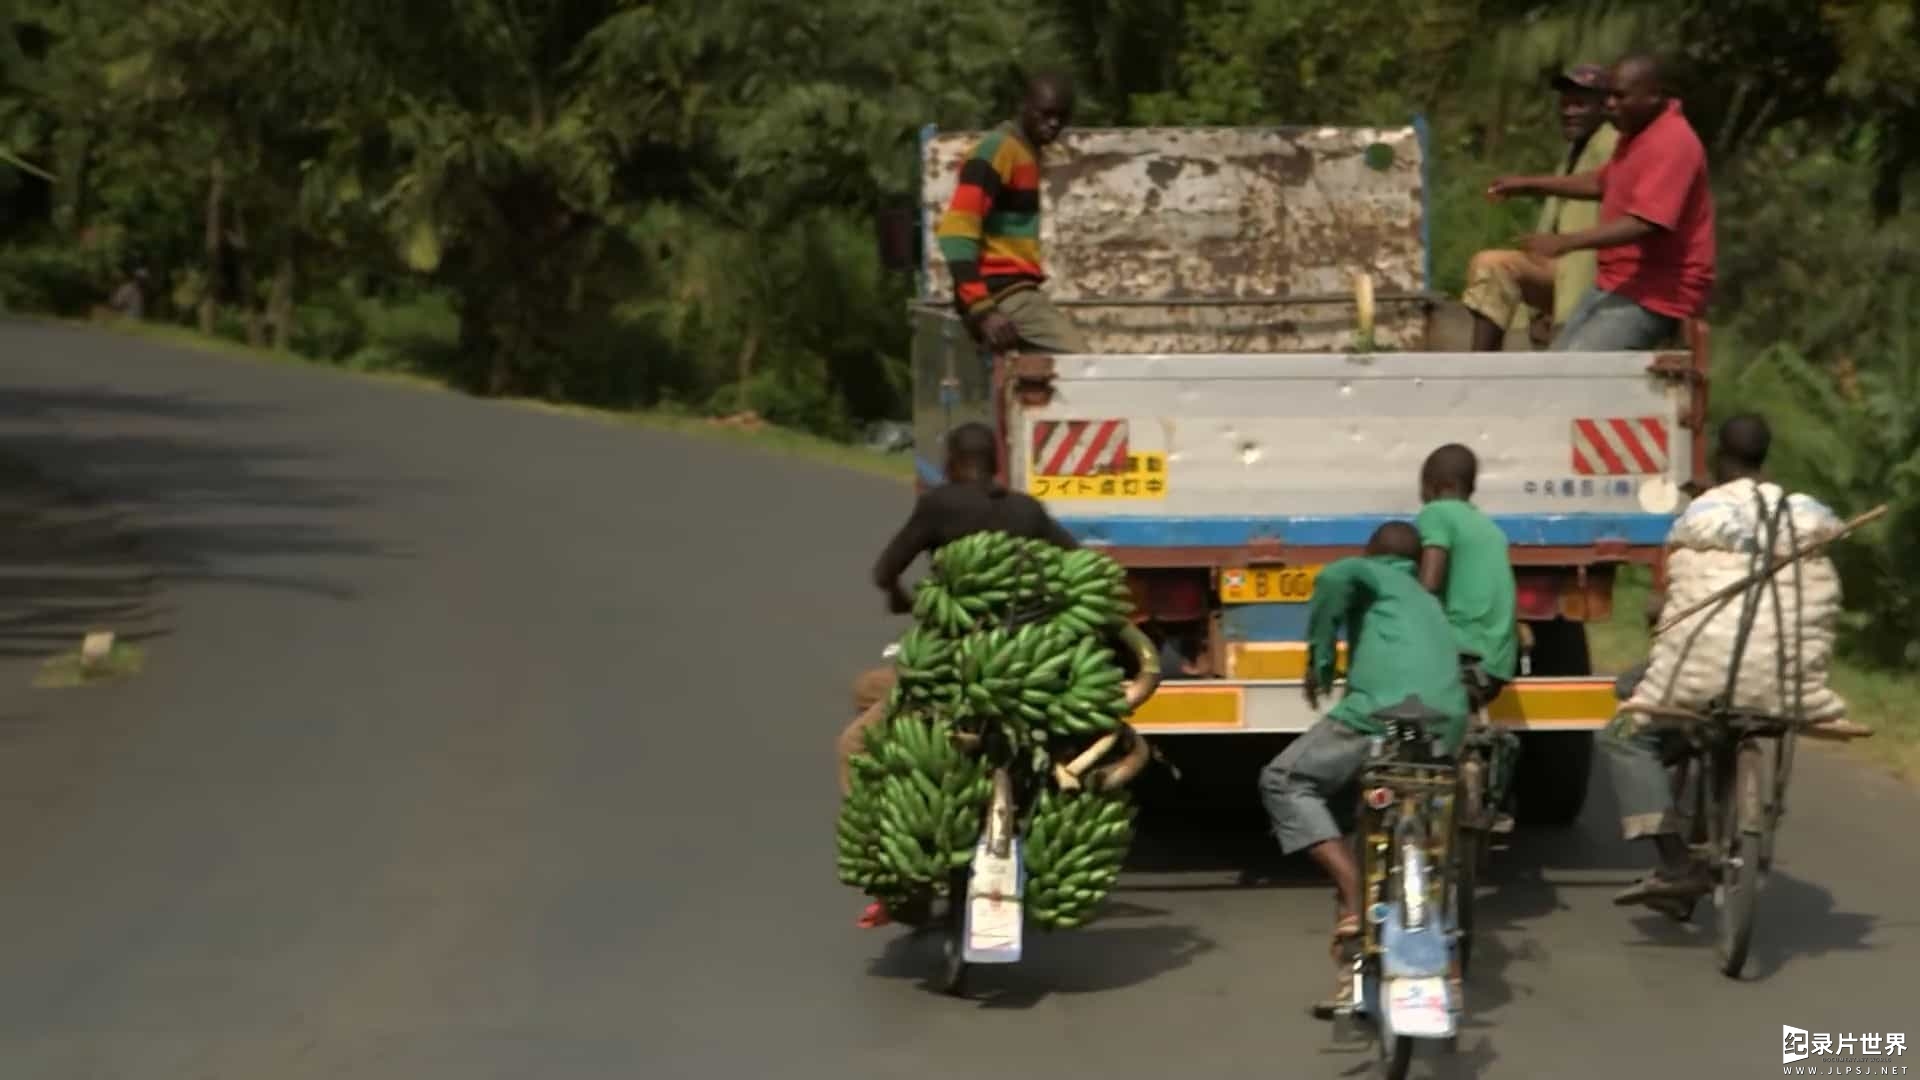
top-left (0, 241), bottom-right (103, 315)
top-left (1713, 297), bottom-right (1920, 666)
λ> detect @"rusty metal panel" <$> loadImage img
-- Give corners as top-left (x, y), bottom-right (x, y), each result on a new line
top-left (909, 298), bottom-right (1428, 354)
top-left (919, 126), bottom-right (1426, 305)
top-left (1061, 299), bottom-right (1428, 353)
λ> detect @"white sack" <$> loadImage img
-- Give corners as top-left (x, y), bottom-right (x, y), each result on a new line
top-left (1626, 478), bottom-right (1847, 722)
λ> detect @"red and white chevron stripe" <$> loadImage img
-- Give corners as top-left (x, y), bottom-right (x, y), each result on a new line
top-left (1031, 419), bottom-right (1129, 476)
top-left (1571, 417), bottom-right (1669, 475)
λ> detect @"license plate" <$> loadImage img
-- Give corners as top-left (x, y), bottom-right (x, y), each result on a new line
top-left (1385, 976), bottom-right (1453, 1037)
top-left (1219, 565), bottom-right (1321, 604)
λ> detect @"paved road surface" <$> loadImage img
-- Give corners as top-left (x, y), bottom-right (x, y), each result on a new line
top-left (2, 321), bottom-right (1914, 1080)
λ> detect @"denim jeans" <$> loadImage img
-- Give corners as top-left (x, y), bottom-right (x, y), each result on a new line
top-left (1551, 288), bottom-right (1680, 352)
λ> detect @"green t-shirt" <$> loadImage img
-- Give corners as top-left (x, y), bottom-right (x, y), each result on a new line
top-left (1307, 553), bottom-right (1471, 752)
top-left (1415, 498), bottom-right (1519, 681)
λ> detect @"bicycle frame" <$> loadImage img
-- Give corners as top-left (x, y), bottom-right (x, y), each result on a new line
top-left (1642, 705), bottom-right (1793, 977)
top-left (1657, 711), bottom-right (1792, 868)
top-left (1345, 746), bottom-right (1464, 1053)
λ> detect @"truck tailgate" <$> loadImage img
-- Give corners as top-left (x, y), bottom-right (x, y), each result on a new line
top-left (1013, 350), bottom-right (1693, 537)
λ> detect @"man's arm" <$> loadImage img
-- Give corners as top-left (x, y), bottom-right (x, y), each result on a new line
top-left (871, 497), bottom-right (938, 612)
top-left (1534, 215), bottom-right (1659, 257)
top-left (1037, 508), bottom-right (1081, 551)
top-left (1488, 170), bottom-right (1604, 202)
top-left (1305, 561), bottom-right (1369, 693)
top-left (935, 142), bottom-right (1006, 316)
top-left (1414, 503), bottom-right (1452, 595)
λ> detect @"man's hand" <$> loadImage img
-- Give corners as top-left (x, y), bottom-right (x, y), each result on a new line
top-left (885, 583), bottom-right (913, 615)
top-left (1485, 176), bottom-right (1527, 201)
top-left (1519, 233), bottom-right (1568, 260)
top-left (1303, 670), bottom-right (1321, 711)
top-left (975, 310), bottom-right (1020, 351)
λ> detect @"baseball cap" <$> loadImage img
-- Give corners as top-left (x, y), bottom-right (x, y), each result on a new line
top-left (1551, 64), bottom-right (1610, 94)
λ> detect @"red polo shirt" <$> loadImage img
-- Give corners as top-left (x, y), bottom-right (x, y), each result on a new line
top-left (1595, 99), bottom-right (1717, 319)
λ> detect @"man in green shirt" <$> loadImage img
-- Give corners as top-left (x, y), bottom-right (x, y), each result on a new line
top-left (1258, 521), bottom-right (1469, 1016)
top-left (1416, 444), bottom-right (1520, 708)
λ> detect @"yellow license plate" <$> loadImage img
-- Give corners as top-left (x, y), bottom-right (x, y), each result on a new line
top-left (1219, 565), bottom-right (1321, 604)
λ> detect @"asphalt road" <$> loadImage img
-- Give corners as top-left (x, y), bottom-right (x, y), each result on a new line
top-left (2, 321), bottom-right (1915, 1080)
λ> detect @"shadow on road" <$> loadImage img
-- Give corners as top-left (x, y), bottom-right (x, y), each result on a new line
top-left (1613, 869), bottom-right (1885, 979)
top-left (0, 384), bottom-right (412, 670)
top-left (865, 919), bottom-right (1217, 1008)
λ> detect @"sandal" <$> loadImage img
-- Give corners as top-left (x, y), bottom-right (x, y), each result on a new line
top-left (1312, 916), bottom-right (1363, 1020)
top-left (1613, 868), bottom-right (1711, 908)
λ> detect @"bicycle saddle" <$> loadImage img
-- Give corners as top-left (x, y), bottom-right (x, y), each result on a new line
top-left (1370, 694), bottom-right (1452, 731)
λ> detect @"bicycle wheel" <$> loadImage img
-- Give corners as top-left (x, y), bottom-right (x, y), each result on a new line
top-left (1715, 738), bottom-right (1770, 978)
top-left (1454, 827), bottom-right (1481, 978)
top-left (1453, 754), bottom-right (1484, 978)
top-left (939, 867), bottom-right (971, 996)
top-left (1380, 1030), bottom-right (1416, 1079)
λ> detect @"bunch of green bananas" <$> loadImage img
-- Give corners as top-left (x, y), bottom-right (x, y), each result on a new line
top-left (1042, 548), bottom-right (1133, 637)
top-left (892, 625), bottom-right (960, 710)
top-left (835, 710), bottom-right (991, 908)
top-left (1022, 785), bottom-right (1137, 929)
top-left (838, 531), bottom-right (1147, 923)
top-left (912, 533), bottom-right (1099, 637)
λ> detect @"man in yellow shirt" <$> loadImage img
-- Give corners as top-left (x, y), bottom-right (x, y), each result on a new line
top-left (1463, 64), bottom-right (1620, 350)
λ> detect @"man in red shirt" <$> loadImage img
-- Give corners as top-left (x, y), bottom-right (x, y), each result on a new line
top-left (1488, 53), bottom-right (1716, 350)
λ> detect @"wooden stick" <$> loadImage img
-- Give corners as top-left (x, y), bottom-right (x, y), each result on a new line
top-left (1054, 731), bottom-right (1121, 791)
top-left (1653, 503), bottom-right (1888, 637)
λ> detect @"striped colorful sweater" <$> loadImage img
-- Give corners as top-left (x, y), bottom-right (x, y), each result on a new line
top-left (935, 125), bottom-right (1046, 314)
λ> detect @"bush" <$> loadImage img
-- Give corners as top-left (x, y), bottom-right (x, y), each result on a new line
top-left (0, 244), bottom-right (107, 316)
top-left (344, 290), bottom-right (459, 375)
top-left (1713, 314), bottom-right (1920, 667)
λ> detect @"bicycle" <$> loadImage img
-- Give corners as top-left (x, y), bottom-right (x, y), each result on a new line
top-left (1332, 695), bottom-right (1469, 1079)
top-left (1615, 700), bottom-right (1793, 978)
top-left (884, 623), bottom-right (1163, 996)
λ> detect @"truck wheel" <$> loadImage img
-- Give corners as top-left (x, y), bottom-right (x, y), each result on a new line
top-left (1515, 619), bottom-right (1596, 827)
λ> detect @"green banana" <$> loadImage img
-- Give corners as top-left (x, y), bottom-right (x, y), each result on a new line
top-left (834, 531), bottom-right (1143, 924)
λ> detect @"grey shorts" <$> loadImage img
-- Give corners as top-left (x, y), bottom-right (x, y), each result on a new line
top-left (1258, 718), bottom-right (1373, 855)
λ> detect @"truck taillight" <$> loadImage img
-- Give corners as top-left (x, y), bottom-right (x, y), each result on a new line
top-left (1128, 571), bottom-right (1209, 622)
top-left (1514, 577), bottom-right (1561, 620)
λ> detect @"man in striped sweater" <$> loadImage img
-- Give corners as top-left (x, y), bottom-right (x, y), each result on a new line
top-left (935, 72), bottom-right (1089, 354)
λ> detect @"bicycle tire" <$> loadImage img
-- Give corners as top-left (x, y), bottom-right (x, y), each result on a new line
top-left (1454, 828), bottom-right (1481, 978)
top-left (1453, 752), bottom-right (1484, 978)
top-left (1715, 738), bottom-right (1769, 978)
top-left (939, 867), bottom-right (971, 996)
top-left (1380, 1031), bottom-right (1416, 1079)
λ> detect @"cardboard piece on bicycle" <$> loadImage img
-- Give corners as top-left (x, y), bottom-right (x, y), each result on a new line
top-left (962, 837), bottom-right (1024, 964)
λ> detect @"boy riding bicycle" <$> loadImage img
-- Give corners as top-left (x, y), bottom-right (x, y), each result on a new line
top-left (1257, 521), bottom-right (1471, 1016)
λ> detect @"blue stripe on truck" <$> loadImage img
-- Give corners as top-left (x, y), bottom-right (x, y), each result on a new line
top-left (1057, 514), bottom-right (1674, 548)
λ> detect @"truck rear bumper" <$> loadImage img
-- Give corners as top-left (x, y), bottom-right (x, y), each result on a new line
top-left (1129, 677), bottom-right (1616, 734)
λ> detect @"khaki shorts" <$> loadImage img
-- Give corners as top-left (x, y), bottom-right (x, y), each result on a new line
top-left (1461, 248), bottom-right (1555, 345)
top-left (990, 288), bottom-right (1088, 353)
